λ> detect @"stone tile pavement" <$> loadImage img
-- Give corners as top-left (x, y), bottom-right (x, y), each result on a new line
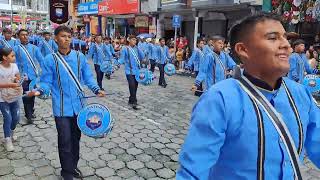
top-left (0, 66), bottom-right (319, 179)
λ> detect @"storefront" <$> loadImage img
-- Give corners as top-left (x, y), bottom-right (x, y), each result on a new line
top-left (265, 0), bottom-right (320, 43)
top-left (98, 0), bottom-right (141, 37)
top-left (78, 1), bottom-right (100, 35)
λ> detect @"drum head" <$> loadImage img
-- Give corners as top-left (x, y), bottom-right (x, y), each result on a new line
top-left (77, 103), bottom-right (113, 138)
top-left (135, 68), bottom-right (153, 85)
top-left (303, 75), bottom-right (320, 94)
top-left (164, 63), bottom-right (176, 76)
top-left (100, 61), bottom-right (113, 74)
top-left (29, 78), bottom-right (40, 90)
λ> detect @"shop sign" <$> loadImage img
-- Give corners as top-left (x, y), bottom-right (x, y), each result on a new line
top-left (78, 1), bottom-right (99, 15)
top-left (98, 0), bottom-right (139, 15)
top-left (135, 16), bottom-right (149, 27)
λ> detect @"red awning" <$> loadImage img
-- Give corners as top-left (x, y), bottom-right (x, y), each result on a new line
top-left (0, 16), bottom-right (42, 22)
top-left (98, 0), bottom-right (139, 16)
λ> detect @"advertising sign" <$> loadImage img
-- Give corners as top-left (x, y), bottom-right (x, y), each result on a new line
top-left (98, 0), bottom-right (139, 15)
top-left (78, 1), bottom-right (99, 15)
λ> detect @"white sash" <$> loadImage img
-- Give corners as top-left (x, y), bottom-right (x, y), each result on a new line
top-left (53, 52), bottom-right (84, 92)
top-left (43, 39), bottom-right (54, 53)
top-left (2, 39), bottom-right (11, 48)
top-left (95, 43), bottom-right (106, 59)
top-left (19, 44), bottom-right (39, 77)
top-left (128, 46), bottom-right (141, 68)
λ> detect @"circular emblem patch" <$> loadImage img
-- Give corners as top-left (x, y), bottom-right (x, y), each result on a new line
top-left (303, 75), bottom-right (320, 94)
top-left (77, 104), bottom-right (112, 138)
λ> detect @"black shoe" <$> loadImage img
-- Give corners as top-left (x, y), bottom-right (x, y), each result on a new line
top-left (73, 168), bottom-right (83, 179)
top-left (132, 104), bottom-right (140, 110)
top-left (162, 84), bottom-right (167, 88)
top-left (31, 114), bottom-right (36, 119)
top-left (101, 88), bottom-right (105, 91)
top-left (26, 118), bottom-right (33, 125)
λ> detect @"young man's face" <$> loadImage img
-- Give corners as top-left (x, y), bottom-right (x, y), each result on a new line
top-left (160, 40), bottom-right (165, 46)
top-left (238, 20), bottom-right (291, 78)
top-left (18, 31), bottom-right (29, 44)
top-left (129, 38), bottom-right (137, 46)
top-left (55, 31), bottom-right (72, 49)
top-left (295, 44), bottom-right (305, 53)
top-left (95, 36), bottom-right (102, 43)
top-left (44, 34), bottom-right (51, 40)
top-left (213, 40), bottom-right (224, 52)
top-left (198, 41), bottom-right (205, 49)
top-left (4, 32), bottom-right (12, 40)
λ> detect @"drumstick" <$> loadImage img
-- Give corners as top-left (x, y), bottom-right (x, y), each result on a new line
top-left (82, 93), bottom-right (116, 99)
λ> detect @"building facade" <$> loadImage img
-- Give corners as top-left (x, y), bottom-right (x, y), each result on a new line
top-left (0, 0), bottom-right (49, 30)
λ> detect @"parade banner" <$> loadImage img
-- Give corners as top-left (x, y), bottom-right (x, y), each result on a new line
top-left (49, 0), bottom-right (69, 24)
top-left (98, 0), bottom-right (139, 16)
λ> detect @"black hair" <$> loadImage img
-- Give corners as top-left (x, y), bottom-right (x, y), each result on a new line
top-left (197, 38), bottom-right (205, 44)
top-left (54, 26), bottom-right (72, 36)
top-left (2, 28), bottom-right (11, 34)
top-left (17, 29), bottom-right (28, 36)
top-left (0, 48), bottom-right (13, 62)
top-left (209, 35), bottom-right (225, 42)
top-left (229, 12), bottom-right (281, 56)
top-left (128, 34), bottom-right (136, 39)
top-left (43, 32), bottom-right (51, 35)
top-left (159, 38), bottom-right (165, 42)
top-left (292, 39), bottom-right (305, 48)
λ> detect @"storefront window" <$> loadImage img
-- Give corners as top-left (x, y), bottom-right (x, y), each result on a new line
top-left (12, 0), bottom-right (25, 6)
top-left (0, 0), bottom-right (9, 4)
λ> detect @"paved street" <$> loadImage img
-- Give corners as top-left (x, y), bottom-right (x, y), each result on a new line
top-left (0, 65), bottom-right (320, 180)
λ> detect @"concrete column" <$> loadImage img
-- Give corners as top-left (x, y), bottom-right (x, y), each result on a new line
top-left (193, 12), bottom-right (199, 50)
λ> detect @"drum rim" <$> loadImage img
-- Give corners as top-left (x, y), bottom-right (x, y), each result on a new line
top-left (77, 103), bottom-right (113, 137)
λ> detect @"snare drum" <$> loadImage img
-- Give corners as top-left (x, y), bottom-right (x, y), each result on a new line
top-left (100, 61), bottom-right (113, 75)
top-left (77, 103), bottom-right (114, 138)
top-left (135, 68), bottom-right (153, 85)
top-left (29, 78), bottom-right (51, 99)
top-left (303, 74), bottom-right (320, 95)
top-left (164, 63), bottom-right (176, 76)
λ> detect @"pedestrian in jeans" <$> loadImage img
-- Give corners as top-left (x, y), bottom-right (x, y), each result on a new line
top-left (0, 47), bottom-right (23, 151)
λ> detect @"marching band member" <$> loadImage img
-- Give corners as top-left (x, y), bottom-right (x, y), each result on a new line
top-left (187, 39), bottom-right (206, 96)
top-left (192, 35), bottom-right (236, 92)
top-left (71, 33), bottom-right (81, 51)
top-left (177, 13), bottom-right (320, 180)
top-left (14, 29), bottom-right (44, 124)
top-left (38, 32), bottom-right (58, 57)
top-left (149, 38), bottom-right (158, 73)
top-left (88, 34), bottom-right (110, 90)
top-left (157, 38), bottom-right (171, 88)
top-left (0, 28), bottom-right (18, 49)
top-left (288, 39), bottom-right (320, 83)
top-left (118, 35), bottom-right (144, 110)
top-left (36, 26), bottom-right (104, 180)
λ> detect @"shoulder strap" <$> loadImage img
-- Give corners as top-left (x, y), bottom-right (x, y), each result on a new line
top-left (53, 52), bottom-right (84, 93)
top-left (19, 44), bottom-right (39, 77)
top-left (126, 47), bottom-right (133, 74)
top-left (233, 68), bottom-right (302, 180)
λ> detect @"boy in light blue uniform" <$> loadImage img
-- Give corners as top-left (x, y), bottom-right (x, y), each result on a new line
top-left (38, 32), bottom-right (58, 57)
top-left (14, 29), bottom-right (44, 124)
top-left (71, 34), bottom-right (81, 51)
top-left (178, 13), bottom-right (320, 180)
top-left (288, 39), bottom-right (320, 83)
top-left (119, 35), bottom-right (144, 110)
top-left (0, 28), bottom-right (18, 49)
top-left (192, 35), bottom-right (236, 91)
top-left (188, 39), bottom-right (205, 96)
top-left (88, 34), bottom-right (110, 90)
top-left (148, 38), bottom-right (158, 73)
top-left (39, 26), bottom-right (104, 180)
top-left (157, 38), bottom-right (171, 88)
